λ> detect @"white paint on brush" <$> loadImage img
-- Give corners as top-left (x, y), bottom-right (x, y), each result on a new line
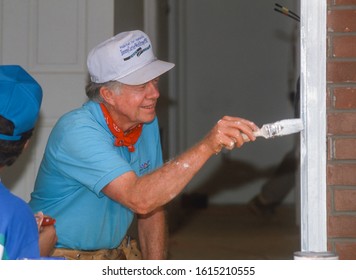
top-left (257, 118), bottom-right (303, 138)
top-left (274, 118), bottom-right (304, 136)
top-left (243, 118), bottom-right (304, 140)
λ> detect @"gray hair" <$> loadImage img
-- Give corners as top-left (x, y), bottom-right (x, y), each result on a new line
top-left (85, 80), bottom-right (122, 102)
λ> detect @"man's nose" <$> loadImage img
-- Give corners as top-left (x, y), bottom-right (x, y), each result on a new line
top-left (146, 80), bottom-right (160, 98)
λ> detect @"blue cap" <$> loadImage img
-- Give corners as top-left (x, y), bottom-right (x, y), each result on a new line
top-left (0, 65), bottom-right (42, 141)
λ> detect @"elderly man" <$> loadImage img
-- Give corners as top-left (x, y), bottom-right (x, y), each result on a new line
top-left (29, 30), bottom-right (257, 260)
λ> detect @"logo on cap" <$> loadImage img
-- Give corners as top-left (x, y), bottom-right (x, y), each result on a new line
top-left (120, 35), bottom-right (151, 61)
top-left (124, 45), bottom-right (151, 61)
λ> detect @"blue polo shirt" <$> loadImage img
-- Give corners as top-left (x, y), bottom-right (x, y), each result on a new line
top-left (29, 101), bottom-right (163, 250)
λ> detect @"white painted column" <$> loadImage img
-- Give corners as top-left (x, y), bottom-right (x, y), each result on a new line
top-left (298, 0), bottom-right (331, 255)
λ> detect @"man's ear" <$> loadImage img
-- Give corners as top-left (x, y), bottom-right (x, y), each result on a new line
top-left (99, 87), bottom-right (115, 106)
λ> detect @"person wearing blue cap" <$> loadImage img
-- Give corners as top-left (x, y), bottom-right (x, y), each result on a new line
top-left (0, 65), bottom-right (57, 260)
top-left (29, 31), bottom-right (258, 260)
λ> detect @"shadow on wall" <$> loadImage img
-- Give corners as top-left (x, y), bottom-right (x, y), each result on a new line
top-left (191, 154), bottom-right (276, 198)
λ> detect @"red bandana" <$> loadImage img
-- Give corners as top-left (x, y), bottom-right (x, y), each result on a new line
top-left (100, 103), bottom-right (142, 152)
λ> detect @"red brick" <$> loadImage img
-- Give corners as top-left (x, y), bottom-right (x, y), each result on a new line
top-left (334, 189), bottom-right (356, 211)
top-left (333, 88), bottom-right (356, 109)
top-left (334, 242), bottom-right (356, 260)
top-left (328, 10), bottom-right (356, 33)
top-left (328, 61), bottom-right (356, 83)
top-left (327, 137), bottom-right (333, 160)
top-left (327, 163), bottom-right (356, 185)
top-left (334, 138), bottom-right (356, 159)
top-left (327, 88), bottom-right (332, 110)
top-left (327, 187), bottom-right (333, 212)
top-left (327, 240), bottom-right (333, 252)
top-left (334, 0), bottom-right (356, 5)
top-left (332, 36), bottom-right (356, 57)
top-left (328, 215), bottom-right (356, 237)
top-left (327, 112), bottom-right (356, 134)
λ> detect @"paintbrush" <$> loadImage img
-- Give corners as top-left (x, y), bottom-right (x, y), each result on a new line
top-left (274, 3), bottom-right (300, 22)
top-left (242, 118), bottom-right (303, 141)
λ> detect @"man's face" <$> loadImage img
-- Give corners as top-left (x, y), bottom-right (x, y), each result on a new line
top-left (111, 77), bottom-right (160, 130)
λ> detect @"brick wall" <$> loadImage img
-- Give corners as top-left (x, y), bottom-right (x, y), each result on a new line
top-left (327, 0), bottom-right (356, 260)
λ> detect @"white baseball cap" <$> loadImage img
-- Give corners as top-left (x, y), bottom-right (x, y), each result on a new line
top-left (87, 30), bottom-right (175, 85)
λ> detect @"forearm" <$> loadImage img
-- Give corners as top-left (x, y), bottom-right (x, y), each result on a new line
top-left (137, 207), bottom-right (167, 259)
top-left (103, 140), bottom-right (213, 214)
top-left (135, 141), bottom-right (213, 213)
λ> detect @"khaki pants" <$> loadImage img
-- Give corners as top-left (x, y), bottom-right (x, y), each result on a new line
top-left (52, 237), bottom-right (142, 260)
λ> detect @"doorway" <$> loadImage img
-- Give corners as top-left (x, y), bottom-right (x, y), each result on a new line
top-left (165, 0), bottom-right (302, 259)
top-left (114, 0), bottom-right (327, 258)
